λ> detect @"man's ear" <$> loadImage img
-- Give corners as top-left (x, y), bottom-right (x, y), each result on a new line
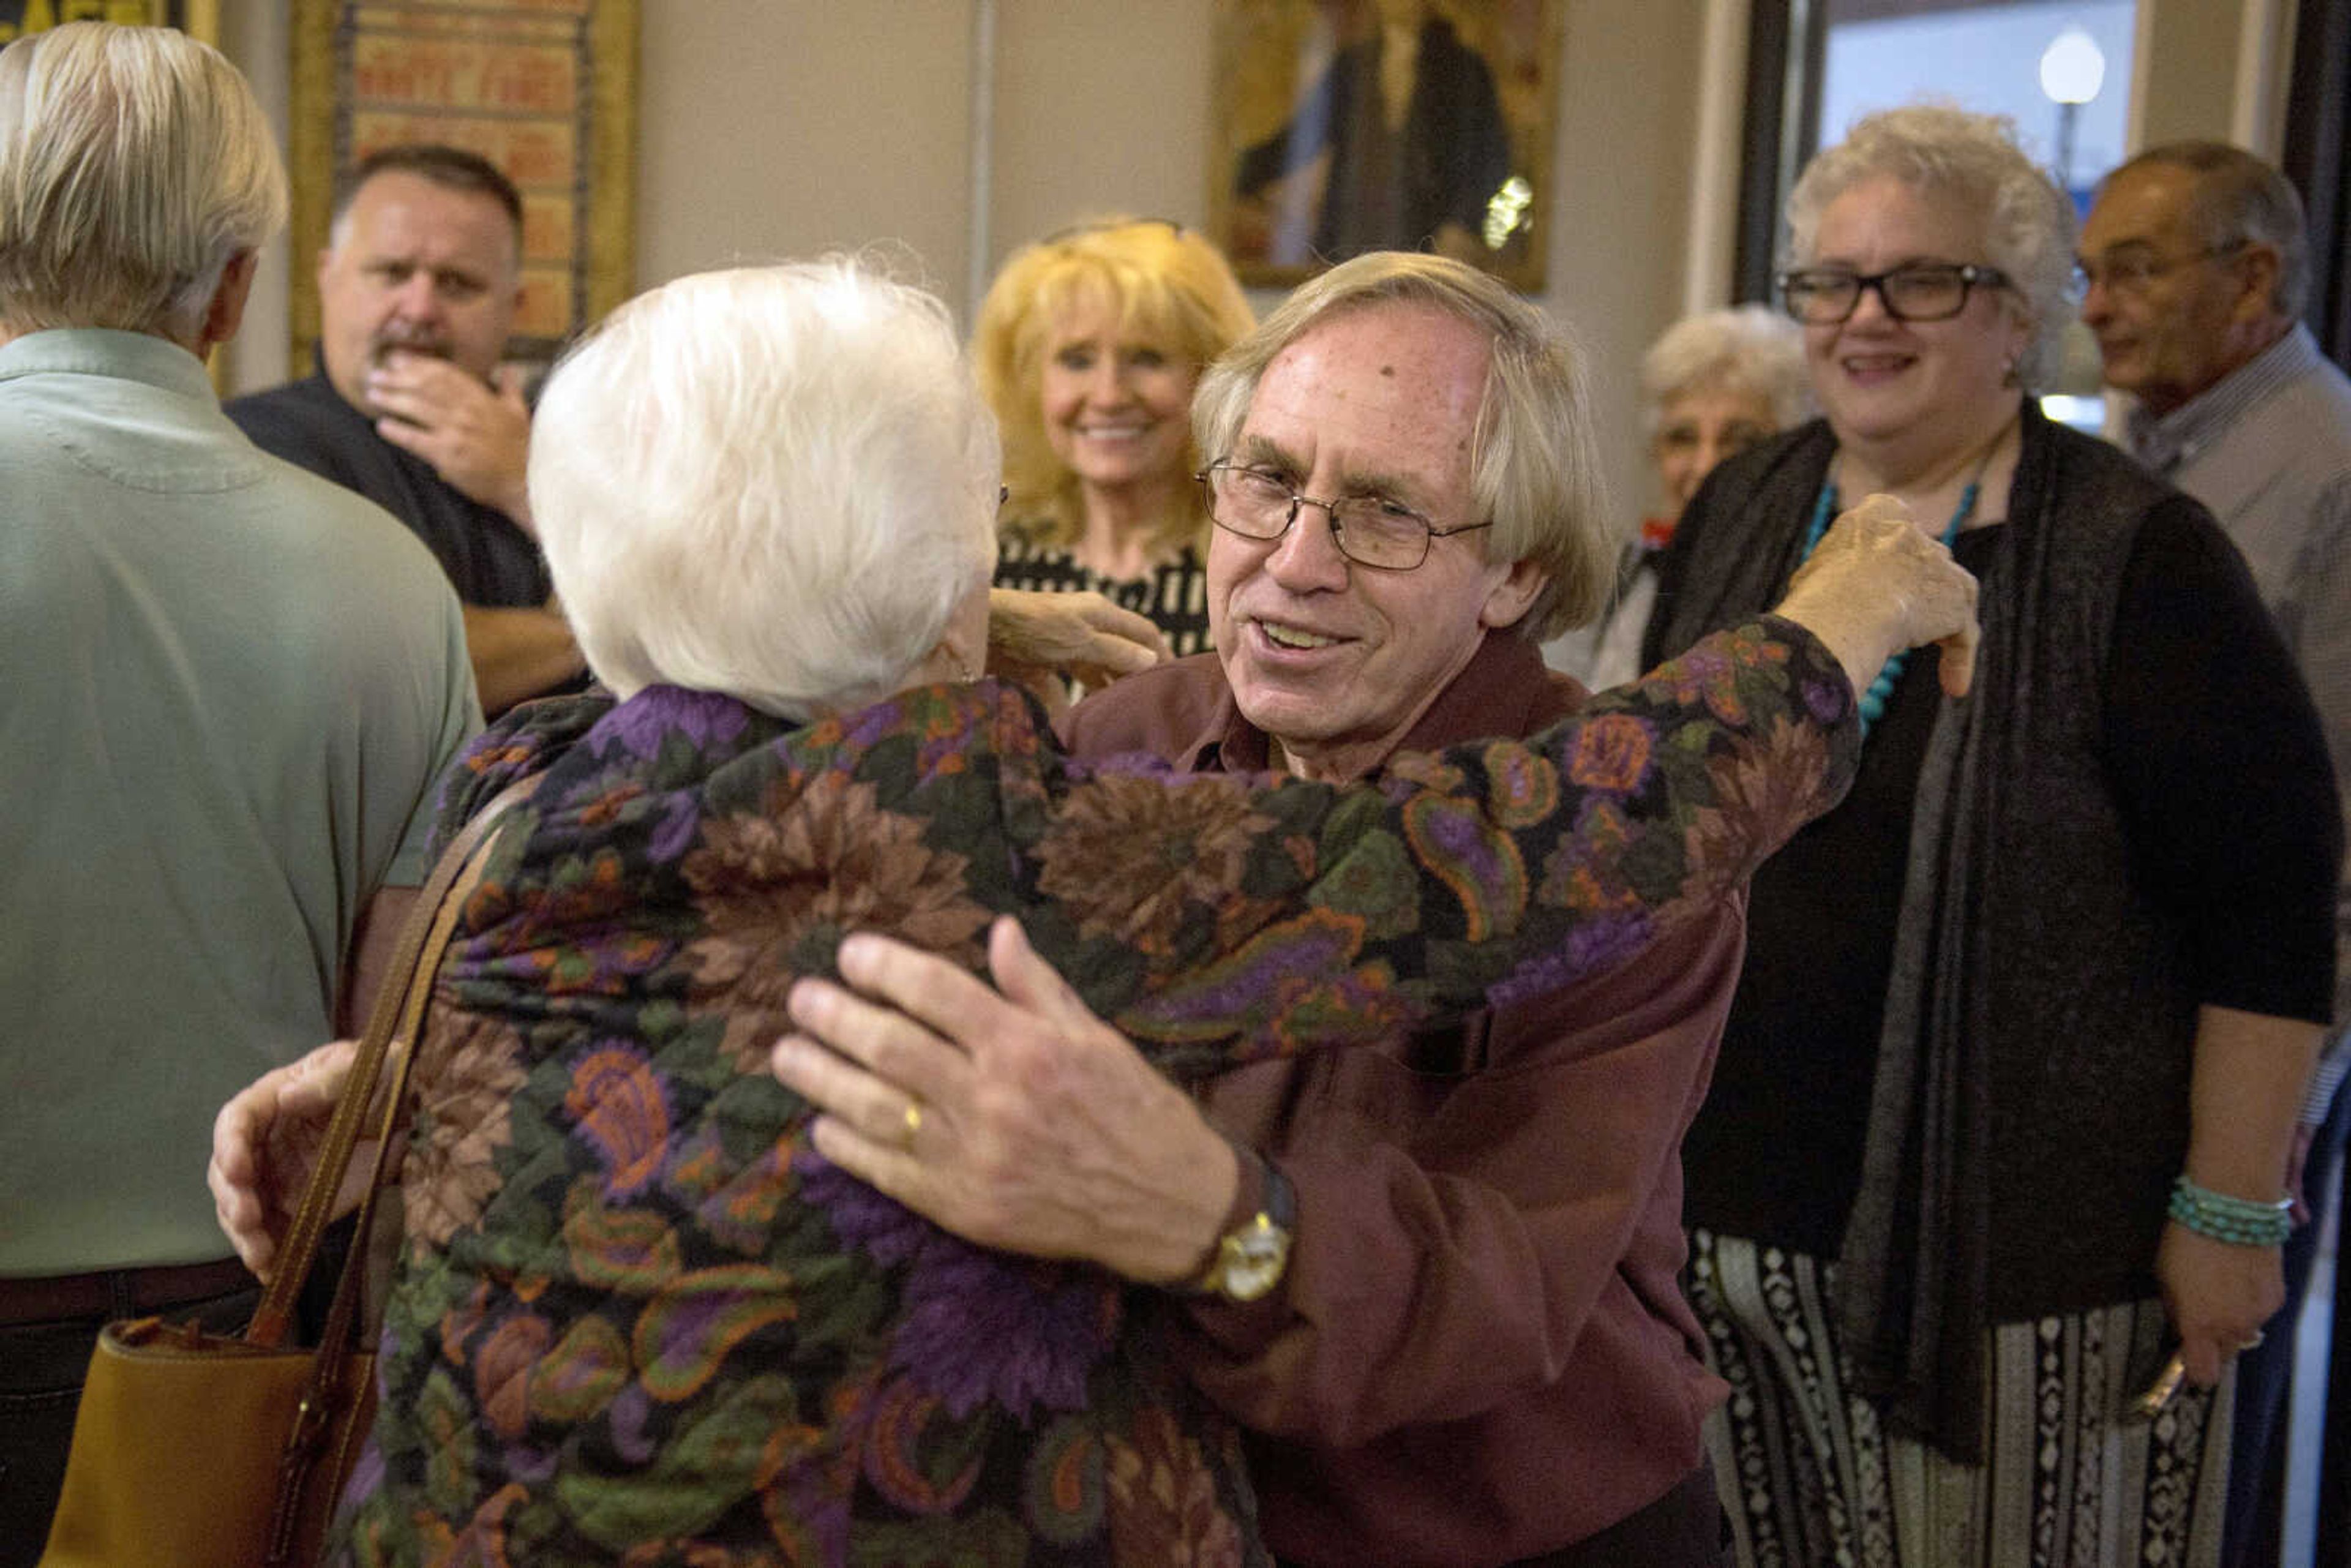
top-left (2230, 242), bottom-right (2285, 324)
top-left (1478, 557), bottom-right (1550, 631)
top-left (197, 249), bottom-right (260, 355)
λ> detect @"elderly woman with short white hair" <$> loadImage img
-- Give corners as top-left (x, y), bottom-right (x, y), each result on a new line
top-left (209, 258), bottom-right (1974, 1562)
top-left (1644, 305), bottom-right (1812, 520)
top-left (1550, 305), bottom-right (1809, 689)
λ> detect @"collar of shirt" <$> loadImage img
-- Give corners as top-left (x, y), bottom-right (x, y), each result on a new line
top-left (1192, 628), bottom-right (1580, 776)
top-left (2126, 321), bottom-right (2327, 475)
top-left (0, 324), bottom-right (216, 400)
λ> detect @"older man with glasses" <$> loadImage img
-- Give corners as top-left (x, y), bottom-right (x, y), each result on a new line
top-left (2082, 140), bottom-right (2351, 1568)
top-left (771, 251), bottom-right (1820, 1566)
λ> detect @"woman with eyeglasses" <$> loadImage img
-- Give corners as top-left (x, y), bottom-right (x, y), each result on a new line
top-left (975, 219), bottom-right (1254, 662)
top-left (1643, 105), bottom-right (2339, 1567)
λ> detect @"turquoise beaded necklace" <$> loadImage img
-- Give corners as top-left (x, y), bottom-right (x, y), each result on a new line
top-left (1798, 470), bottom-right (1982, 733)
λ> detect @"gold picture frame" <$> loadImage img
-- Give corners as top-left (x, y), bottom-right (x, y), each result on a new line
top-left (0, 1), bottom-right (214, 43)
top-left (287, 0), bottom-right (638, 370)
top-left (1206, 0), bottom-right (1561, 292)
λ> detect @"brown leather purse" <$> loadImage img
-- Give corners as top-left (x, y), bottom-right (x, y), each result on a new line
top-left (39, 776), bottom-right (537, 1568)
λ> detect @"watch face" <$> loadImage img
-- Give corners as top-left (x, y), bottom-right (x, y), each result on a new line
top-left (1218, 1221), bottom-right (1291, 1302)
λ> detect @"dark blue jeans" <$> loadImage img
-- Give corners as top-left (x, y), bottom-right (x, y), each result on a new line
top-left (0, 1282), bottom-right (259, 1568)
top-left (2221, 1081), bottom-right (2349, 1568)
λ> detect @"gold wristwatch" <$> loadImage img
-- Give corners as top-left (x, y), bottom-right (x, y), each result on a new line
top-left (1188, 1140), bottom-right (1295, 1303)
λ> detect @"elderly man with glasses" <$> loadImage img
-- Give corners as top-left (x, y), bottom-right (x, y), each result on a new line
top-left (2082, 140), bottom-right (2351, 1568)
top-left (773, 252), bottom-right (1774, 1566)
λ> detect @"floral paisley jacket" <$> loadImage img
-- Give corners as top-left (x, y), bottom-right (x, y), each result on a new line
top-left (330, 617), bottom-right (1856, 1567)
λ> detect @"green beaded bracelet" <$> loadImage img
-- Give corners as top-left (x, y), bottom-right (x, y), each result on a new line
top-left (2168, 1175), bottom-right (2292, 1247)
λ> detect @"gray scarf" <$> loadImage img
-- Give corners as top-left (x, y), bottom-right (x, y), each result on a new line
top-left (1646, 403), bottom-right (2053, 1458)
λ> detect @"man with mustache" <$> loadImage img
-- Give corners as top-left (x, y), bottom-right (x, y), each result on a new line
top-left (230, 144), bottom-right (582, 714)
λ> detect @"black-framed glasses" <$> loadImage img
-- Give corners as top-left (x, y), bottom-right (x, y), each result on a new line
top-left (2072, 241), bottom-right (2248, 299)
top-left (1198, 460), bottom-right (1491, 572)
top-left (1776, 263), bottom-right (2012, 324)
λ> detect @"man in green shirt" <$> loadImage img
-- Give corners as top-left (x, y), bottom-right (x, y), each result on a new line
top-left (0, 23), bottom-right (478, 1559)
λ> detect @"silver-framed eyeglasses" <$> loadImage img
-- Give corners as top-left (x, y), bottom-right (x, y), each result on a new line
top-left (1776, 262), bottom-right (2012, 325)
top-left (1198, 460), bottom-right (1492, 572)
top-left (2072, 241), bottom-right (2248, 299)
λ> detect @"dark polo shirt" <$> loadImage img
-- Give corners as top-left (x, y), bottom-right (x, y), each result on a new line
top-left (228, 371), bottom-right (550, 611)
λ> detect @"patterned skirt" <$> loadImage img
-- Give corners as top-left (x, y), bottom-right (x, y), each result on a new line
top-left (1686, 1229), bottom-right (2233, 1568)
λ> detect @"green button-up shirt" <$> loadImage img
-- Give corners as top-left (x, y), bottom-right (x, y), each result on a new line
top-left (0, 328), bottom-right (479, 1275)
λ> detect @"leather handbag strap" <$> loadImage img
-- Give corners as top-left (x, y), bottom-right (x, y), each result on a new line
top-left (260, 795), bottom-right (525, 1568)
top-left (245, 772), bottom-right (542, 1349)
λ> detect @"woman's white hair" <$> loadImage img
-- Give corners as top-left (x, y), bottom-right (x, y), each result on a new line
top-left (0, 21), bottom-right (286, 338)
top-left (530, 260), bottom-right (1000, 718)
top-left (1641, 306), bottom-right (1812, 432)
top-left (1788, 103), bottom-right (2076, 388)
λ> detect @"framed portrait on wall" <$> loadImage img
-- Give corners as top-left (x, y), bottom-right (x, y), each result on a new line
top-left (1207, 0), bottom-right (1562, 292)
top-left (287, 0), bottom-right (637, 369)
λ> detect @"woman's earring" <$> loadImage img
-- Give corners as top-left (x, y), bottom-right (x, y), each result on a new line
top-left (2001, 353), bottom-right (2020, 387)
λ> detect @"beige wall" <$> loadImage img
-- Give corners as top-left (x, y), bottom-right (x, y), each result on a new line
top-left (1545, 0), bottom-right (1705, 520)
top-left (213, 0), bottom-right (2280, 525)
top-left (217, 0), bottom-right (291, 398)
top-left (983, 1), bottom-right (1221, 279)
top-left (2130, 0), bottom-right (2287, 153)
top-left (636, 2), bottom-right (975, 288)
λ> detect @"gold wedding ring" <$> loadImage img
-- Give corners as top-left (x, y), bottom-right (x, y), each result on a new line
top-left (901, 1101), bottom-right (923, 1150)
